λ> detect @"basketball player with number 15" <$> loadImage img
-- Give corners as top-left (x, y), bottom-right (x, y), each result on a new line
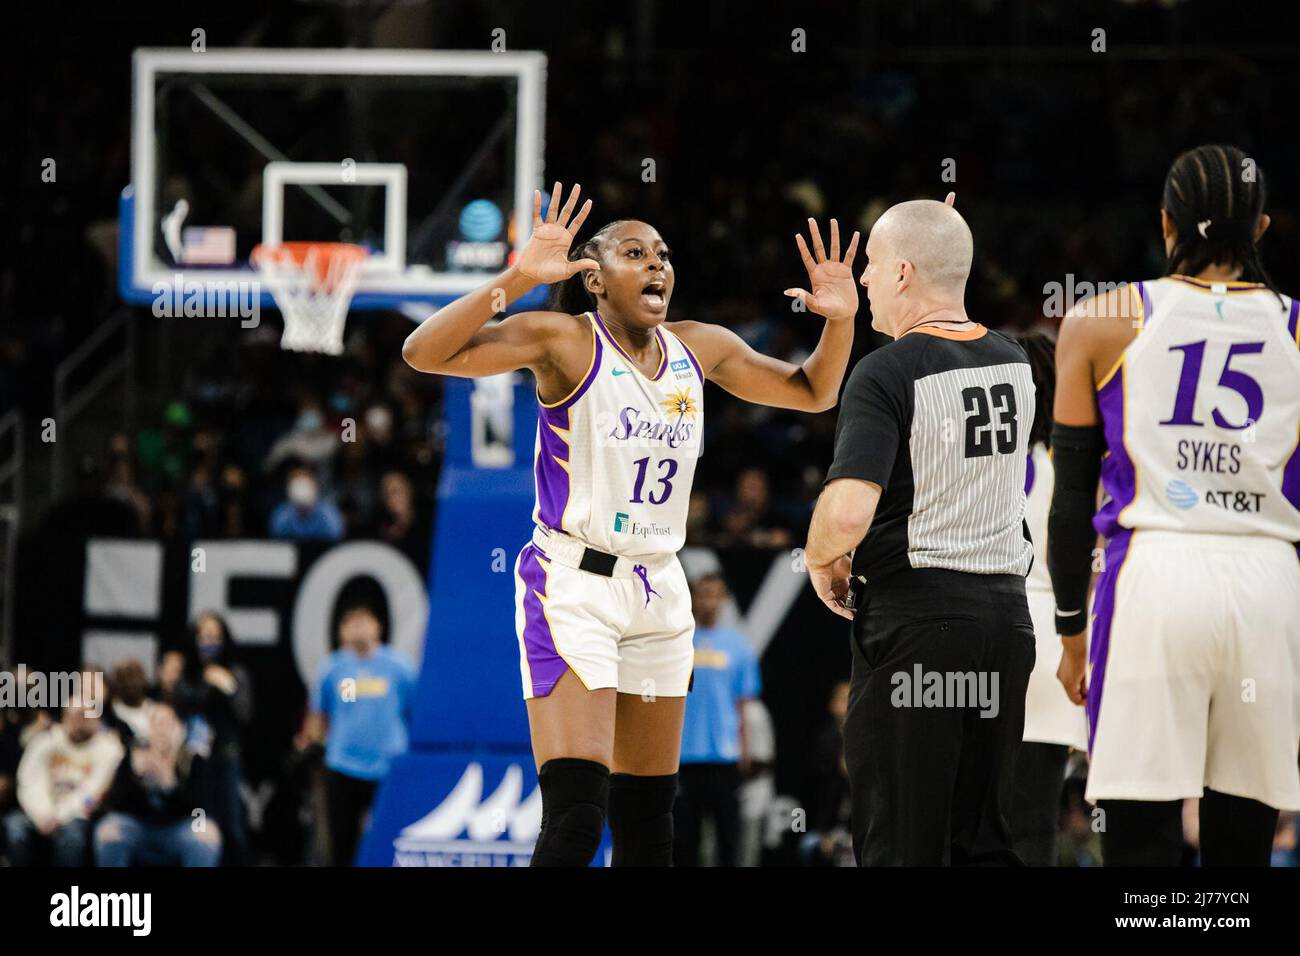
top-left (1049, 145), bottom-right (1300, 866)
top-left (402, 183), bottom-right (861, 866)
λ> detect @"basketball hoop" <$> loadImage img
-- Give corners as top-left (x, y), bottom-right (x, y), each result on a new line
top-left (251, 242), bottom-right (368, 355)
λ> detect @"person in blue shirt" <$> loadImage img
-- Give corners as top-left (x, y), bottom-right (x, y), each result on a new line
top-left (269, 463), bottom-right (345, 540)
top-left (307, 598), bottom-right (416, 866)
top-left (674, 572), bottom-right (761, 866)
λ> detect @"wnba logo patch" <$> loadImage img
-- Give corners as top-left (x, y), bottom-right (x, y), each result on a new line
top-left (1165, 478), bottom-right (1199, 511)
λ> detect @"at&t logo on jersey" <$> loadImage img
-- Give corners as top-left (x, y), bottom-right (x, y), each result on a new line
top-left (1165, 478), bottom-right (1199, 511)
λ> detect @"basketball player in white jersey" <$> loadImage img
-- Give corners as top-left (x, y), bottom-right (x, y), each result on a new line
top-left (1009, 332), bottom-right (1088, 866)
top-left (402, 183), bottom-right (861, 865)
top-left (1049, 145), bottom-right (1300, 865)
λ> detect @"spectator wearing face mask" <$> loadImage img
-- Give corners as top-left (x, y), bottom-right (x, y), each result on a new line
top-left (269, 463), bottom-right (345, 541)
top-left (265, 402), bottom-right (340, 475)
top-left (172, 611), bottom-right (253, 865)
top-left (93, 702), bottom-right (221, 867)
top-left (4, 704), bottom-right (123, 866)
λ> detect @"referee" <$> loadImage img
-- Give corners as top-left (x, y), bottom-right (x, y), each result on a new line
top-left (805, 198), bottom-right (1037, 866)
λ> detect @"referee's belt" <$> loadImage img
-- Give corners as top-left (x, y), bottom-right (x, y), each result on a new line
top-left (531, 527), bottom-right (675, 578)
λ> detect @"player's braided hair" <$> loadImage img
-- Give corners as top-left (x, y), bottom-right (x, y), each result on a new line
top-left (546, 220), bottom-right (632, 315)
top-left (1162, 145), bottom-right (1282, 303)
top-left (1013, 330), bottom-right (1056, 449)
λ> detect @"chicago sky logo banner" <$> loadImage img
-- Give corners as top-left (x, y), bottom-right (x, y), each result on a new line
top-left (360, 752), bottom-right (611, 867)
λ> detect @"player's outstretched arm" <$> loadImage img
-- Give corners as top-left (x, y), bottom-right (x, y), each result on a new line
top-left (401, 182), bottom-right (598, 377)
top-left (671, 219), bottom-right (858, 412)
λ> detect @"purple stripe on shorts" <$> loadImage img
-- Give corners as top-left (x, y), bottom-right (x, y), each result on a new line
top-left (1086, 527), bottom-right (1133, 753)
top-left (518, 544), bottom-right (567, 697)
top-left (1024, 449), bottom-right (1036, 496)
top-left (1092, 367), bottom-right (1137, 540)
top-left (1287, 297), bottom-right (1299, 343)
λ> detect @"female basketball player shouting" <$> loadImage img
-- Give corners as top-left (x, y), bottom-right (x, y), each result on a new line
top-left (403, 183), bottom-right (860, 866)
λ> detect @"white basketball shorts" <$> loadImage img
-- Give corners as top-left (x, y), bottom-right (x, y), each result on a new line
top-left (1023, 587), bottom-right (1089, 750)
top-left (513, 529), bottom-right (695, 700)
top-left (1085, 529), bottom-right (1300, 810)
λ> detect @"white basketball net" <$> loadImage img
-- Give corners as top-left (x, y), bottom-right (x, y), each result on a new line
top-left (252, 243), bottom-right (367, 355)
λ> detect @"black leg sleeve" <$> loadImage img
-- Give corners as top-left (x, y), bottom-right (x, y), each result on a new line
top-left (1098, 799), bottom-right (1183, 866)
top-left (1198, 789), bottom-right (1278, 866)
top-left (530, 758), bottom-right (610, 867)
top-left (608, 772), bottom-right (677, 867)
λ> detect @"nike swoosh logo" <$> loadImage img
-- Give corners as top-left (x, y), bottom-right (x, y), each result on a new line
top-left (1214, 301), bottom-right (1224, 319)
top-left (612, 368), bottom-right (630, 376)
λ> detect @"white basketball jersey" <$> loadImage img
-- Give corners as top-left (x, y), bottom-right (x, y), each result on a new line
top-left (532, 311), bottom-right (704, 558)
top-left (1094, 276), bottom-right (1300, 543)
top-left (1023, 442), bottom-right (1053, 593)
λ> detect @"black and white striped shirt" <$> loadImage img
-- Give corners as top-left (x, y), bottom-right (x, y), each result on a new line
top-left (826, 324), bottom-right (1034, 582)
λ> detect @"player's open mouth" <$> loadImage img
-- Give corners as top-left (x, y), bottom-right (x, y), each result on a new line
top-left (640, 281), bottom-right (667, 310)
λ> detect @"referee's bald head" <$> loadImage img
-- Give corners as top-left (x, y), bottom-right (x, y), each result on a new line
top-left (868, 199), bottom-right (973, 294)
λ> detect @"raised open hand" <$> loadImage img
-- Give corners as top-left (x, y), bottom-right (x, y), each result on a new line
top-left (784, 218), bottom-right (861, 322)
top-left (515, 182), bottom-right (598, 284)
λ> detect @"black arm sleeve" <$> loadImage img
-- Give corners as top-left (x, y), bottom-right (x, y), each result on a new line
top-left (1046, 421), bottom-right (1105, 635)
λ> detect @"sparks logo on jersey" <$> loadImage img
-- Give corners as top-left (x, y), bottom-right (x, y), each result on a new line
top-left (606, 405), bottom-right (696, 448)
top-left (659, 387), bottom-right (699, 421)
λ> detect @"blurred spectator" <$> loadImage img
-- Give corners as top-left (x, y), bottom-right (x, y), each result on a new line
top-left (155, 650), bottom-right (185, 702)
top-left (172, 611), bottom-right (253, 865)
top-left (674, 573), bottom-right (761, 867)
top-left (94, 702), bottom-right (221, 867)
top-left (265, 402), bottom-right (339, 474)
top-left (307, 598), bottom-right (416, 866)
top-left (136, 400), bottom-right (194, 492)
top-left (217, 464), bottom-right (251, 537)
top-left (4, 704), bottom-right (123, 866)
top-left (714, 467), bottom-right (794, 548)
top-left (737, 697), bottom-right (776, 867)
top-left (1273, 813), bottom-right (1298, 867)
top-left (269, 462), bottom-right (345, 540)
top-left (105, 659), bottom-right (155, 744)
top-left (375, 470), bottom-right (428, 563)
top-left (103, 431), bottom-right (152, 532)
top-left (801, 680), bottom-right (854, 867)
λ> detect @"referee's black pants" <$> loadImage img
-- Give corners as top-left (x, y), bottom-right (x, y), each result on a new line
top-left (843, 570), bottom-right (1036, 866)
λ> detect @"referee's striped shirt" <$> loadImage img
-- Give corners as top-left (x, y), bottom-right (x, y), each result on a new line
top-left (826, 324), bottom-right (1034, 582)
